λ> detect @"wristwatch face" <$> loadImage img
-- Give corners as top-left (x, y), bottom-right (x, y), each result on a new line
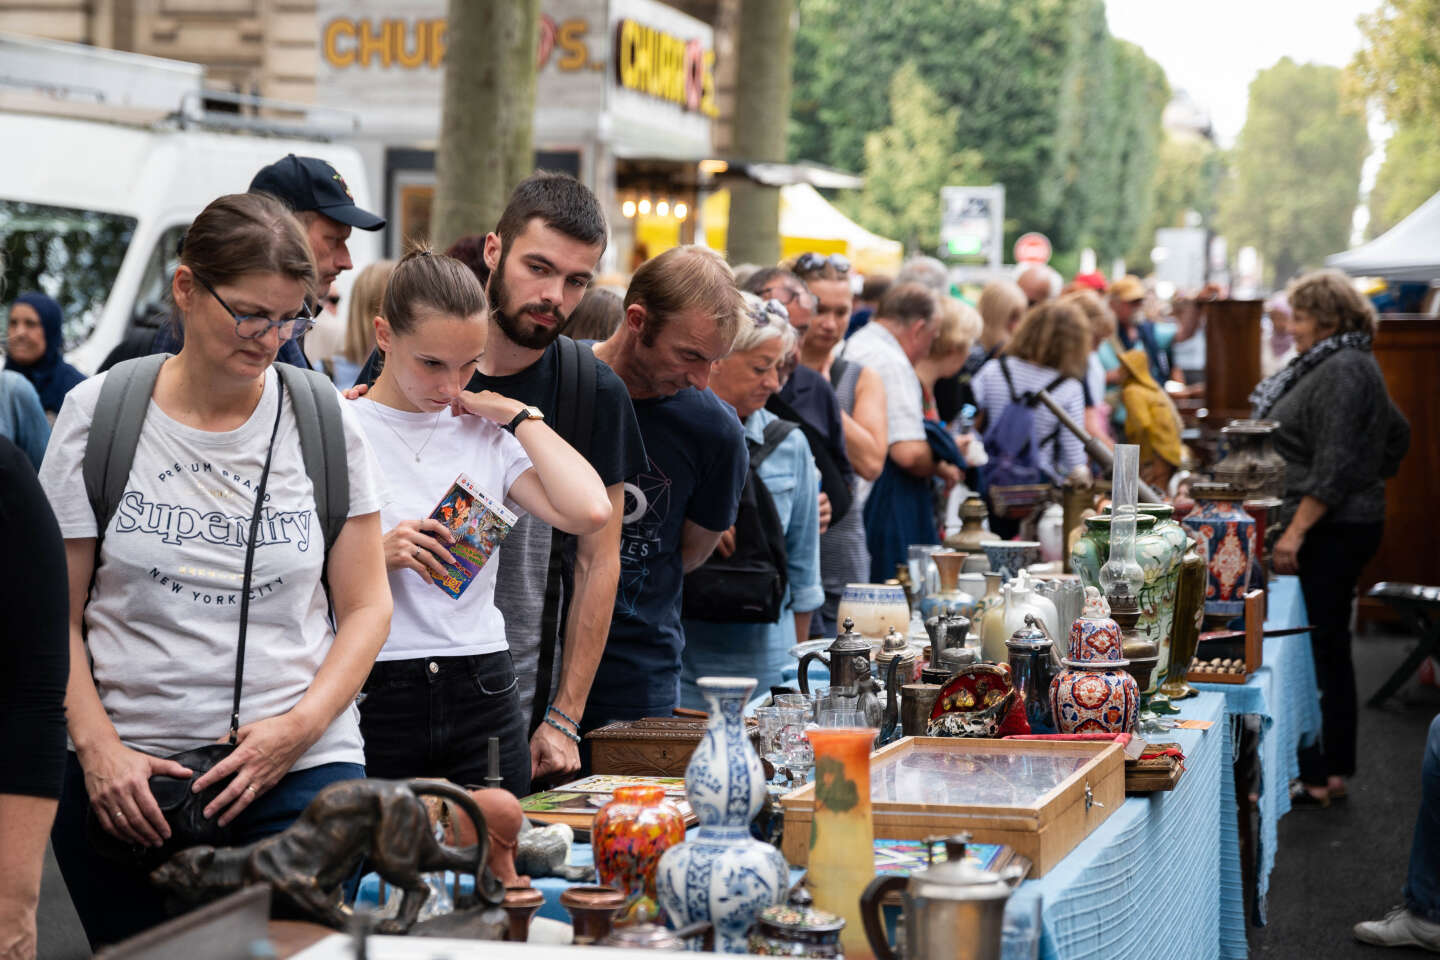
top-left (523, 405), bottom-right (544, 422)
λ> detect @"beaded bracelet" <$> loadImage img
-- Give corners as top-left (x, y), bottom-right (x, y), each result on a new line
top-left (544, 715), bottom-right (582, 744)
top-left (547, 704), bottom-right (581, 730)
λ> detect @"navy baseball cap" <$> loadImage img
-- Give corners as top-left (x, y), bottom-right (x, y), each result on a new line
top-left (249, 154), bottom-right (385, 231)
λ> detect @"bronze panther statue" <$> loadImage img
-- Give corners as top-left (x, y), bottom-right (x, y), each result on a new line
top-left (150, 778), bottom-right (503, 934)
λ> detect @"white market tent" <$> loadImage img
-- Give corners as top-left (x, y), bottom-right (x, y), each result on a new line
top-left (1326, 189), bottom-right (1440, 282)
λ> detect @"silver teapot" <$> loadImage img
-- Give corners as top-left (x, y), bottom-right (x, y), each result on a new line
top-left (859, 834), bottom-right (1022, 960)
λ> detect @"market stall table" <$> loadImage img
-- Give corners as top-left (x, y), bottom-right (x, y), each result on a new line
top-left (1192, 575), bottom-right (1322, 928)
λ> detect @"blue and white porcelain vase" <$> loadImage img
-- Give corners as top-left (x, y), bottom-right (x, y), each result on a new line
top-left (656, 676), bottom-right (789, 952)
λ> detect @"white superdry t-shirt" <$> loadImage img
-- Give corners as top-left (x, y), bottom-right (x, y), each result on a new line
top-left (350, 399), bottom-right (532, 661)
top-left (39, 367), bottom-right (382, 769)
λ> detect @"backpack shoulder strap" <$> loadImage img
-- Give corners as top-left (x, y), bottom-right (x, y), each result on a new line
top-left (997, 356), bottom-right (1020, 403)
top-left (84, 354), bottom-right (168, 539)
top-left (753, 418), bottom-right (799, 469)
top-left (572, 338), bottom-right (598, 461)
top-left (275, 363), bottom-right (350, 554)
top-left (828, 357), bottom-right (850, 389)
top-left (1025, 373), bottom-right (1070, 407)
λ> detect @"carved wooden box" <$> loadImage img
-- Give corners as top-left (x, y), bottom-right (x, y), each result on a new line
top-left (585, 717), bottom-right (762, 778)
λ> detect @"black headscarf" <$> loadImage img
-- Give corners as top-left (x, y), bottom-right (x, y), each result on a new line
top-left (8, 293), bottom-right (86, 414)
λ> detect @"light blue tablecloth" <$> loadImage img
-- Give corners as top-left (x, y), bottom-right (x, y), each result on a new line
top-left (1192, 575), bottom-right (1322, 916)
top-left (1007, 691), bottom-right (1228, 960)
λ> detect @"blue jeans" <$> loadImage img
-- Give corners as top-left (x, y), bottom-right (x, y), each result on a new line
top-left (358, 651), bottom-right (530, 797)
top-left (52, 751), bottom-right (364, 949)
top-left (1405, 714), bottom-right (1440, 922)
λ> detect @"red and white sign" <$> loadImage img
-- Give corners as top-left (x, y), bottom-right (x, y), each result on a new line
top-left (1014, 232), bottom-right (1052, 265)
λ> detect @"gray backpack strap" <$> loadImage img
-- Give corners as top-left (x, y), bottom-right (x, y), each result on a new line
top-left (83, 353), bottom-right (169, 540)
top-left (275, 363), bottom-right (350, 553)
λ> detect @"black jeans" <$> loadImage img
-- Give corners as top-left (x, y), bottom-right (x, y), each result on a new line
top-left (1296, 521), bottom-right (1384, 786)
top-left (51, 753), bottom-right (364, 949)
top-left (359, 651), bottom-right (530, 797)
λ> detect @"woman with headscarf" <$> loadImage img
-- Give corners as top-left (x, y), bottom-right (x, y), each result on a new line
top-left (7, 293), bottom-right (86, 421)
top-left (1252, 269), bottom-right (1410, 808)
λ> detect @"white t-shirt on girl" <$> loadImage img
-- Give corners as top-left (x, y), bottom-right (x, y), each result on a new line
top-left (39, 367), bottom-right (383, 769)
top-left (350, 399), bottom-right (533, 661)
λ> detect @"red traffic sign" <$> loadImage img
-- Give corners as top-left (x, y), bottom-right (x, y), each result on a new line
top-left (1014, 232), bottom-right (1052, 265)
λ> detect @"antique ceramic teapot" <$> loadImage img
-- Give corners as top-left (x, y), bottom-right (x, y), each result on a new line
top-left (798, 617), bottom-right (892, 727)
top-left (859, 834), bottom-right (1022, 960)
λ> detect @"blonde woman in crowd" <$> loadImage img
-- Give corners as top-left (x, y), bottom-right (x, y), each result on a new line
top-left (329, 259), bottom-right (396, 388)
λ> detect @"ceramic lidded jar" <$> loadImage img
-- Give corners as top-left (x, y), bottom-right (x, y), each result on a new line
top-left (593, 785), bottom-right (686, 924)
top-left (1050, 589), bottom-right (1139, 734)
top-left (747, 885), bottom-right (845, 958)
top-left (1181, 481), bottom-right (1257, 626)
top-left (656, 677), bottom-right (789, 953)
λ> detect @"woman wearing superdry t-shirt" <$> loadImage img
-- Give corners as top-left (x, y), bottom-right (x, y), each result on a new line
top-left (350, 249), bottom-right (609, 797)
top-left (38, 194), bottom-right (393, 948)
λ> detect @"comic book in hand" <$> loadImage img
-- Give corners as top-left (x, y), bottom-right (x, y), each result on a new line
top-left (427, 472), bottom-right (517, 599)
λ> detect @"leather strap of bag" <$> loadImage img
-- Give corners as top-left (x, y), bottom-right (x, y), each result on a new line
top-left (229, 373), bottom-right (286, 743)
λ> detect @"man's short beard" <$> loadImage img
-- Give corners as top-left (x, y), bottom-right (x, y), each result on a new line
top-left (488, 246), bottom-right (569, 350)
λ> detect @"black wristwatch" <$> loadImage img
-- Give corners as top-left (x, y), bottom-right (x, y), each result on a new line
top-left (503, 405), bottom-right (544, 434)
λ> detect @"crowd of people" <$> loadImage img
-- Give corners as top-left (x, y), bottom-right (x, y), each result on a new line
top-left (0, 155), bottom-right (1431, 956)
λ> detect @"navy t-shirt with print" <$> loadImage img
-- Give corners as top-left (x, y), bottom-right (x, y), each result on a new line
top-left (589, 386), bottom-right (748, 714)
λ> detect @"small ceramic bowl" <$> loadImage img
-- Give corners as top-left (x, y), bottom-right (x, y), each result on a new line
top-left (981, 541), bottom-right (1042, 579)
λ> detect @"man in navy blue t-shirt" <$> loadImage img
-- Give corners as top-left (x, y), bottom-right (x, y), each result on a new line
top-left (589, 246), bottom-right (749, 723)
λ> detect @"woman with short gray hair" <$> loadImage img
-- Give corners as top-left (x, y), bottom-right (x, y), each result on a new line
top-left (679, 295), bottom-right (822, 706)
top-left (1253, 268), bottom-right (1409, 807)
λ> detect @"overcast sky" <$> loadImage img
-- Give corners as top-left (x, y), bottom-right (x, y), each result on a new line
top-left (1105, 0), bottom-right (1382, 147)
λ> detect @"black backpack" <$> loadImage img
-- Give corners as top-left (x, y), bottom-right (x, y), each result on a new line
top-left (682, 419), bottom-right (798, 624)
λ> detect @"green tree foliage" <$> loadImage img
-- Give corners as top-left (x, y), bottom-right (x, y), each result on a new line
top-left (1218, 59), bottom-right (1368, 287)
top-left (1365, 122), bottom-right (1440, 238)
top-left (1126, 132), bottom-right (1226, 271)
top-left (790, 0), bottom-right (1169, 261)
top-left (1350, 0), bottom-right (1440, 126)
top-left (1348, 0), bottom-right (1440, 237)
top-left (838, 64), bottom-right (986, 253)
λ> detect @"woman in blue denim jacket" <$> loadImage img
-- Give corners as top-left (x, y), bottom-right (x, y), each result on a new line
top-left (680, 297), bottom-right (823, 709)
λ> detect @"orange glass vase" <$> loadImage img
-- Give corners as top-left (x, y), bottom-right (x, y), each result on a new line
top-left (592, 785), bottom-right (685, 924)
top-left (806, 728), bottom-right (876, 960)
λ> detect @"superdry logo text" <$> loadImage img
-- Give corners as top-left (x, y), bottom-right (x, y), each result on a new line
top-left (115, 489), bottom-right (313, 552)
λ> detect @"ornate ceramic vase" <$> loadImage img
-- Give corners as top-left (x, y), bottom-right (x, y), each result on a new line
top-left (917, 552), bottom-right (978, 622)
top-left (805, 728), bottom-right (876, 960)
top-left (835, 583), bottom-right (911, 640)
top-left (1101, 503), bottom-right (1187, 703)
top-left (1071, 513), bottom-right (1179, 697)
top-left (656, 677), bottom-right (788, 953)
top-left (593, 785), bottom-right (686, 924)
top-left (1181, 482), bottom-right (1257, 626)
top-left (1049, 590), bottom-right (1139, 734)
top-left (1159, 538), bottom-right (1208, 700)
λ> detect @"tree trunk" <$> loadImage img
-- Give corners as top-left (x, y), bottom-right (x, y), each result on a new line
top-left (433, 0), bottom-right (540, 251)
top-left (728, 0), bottom-right (794, 267)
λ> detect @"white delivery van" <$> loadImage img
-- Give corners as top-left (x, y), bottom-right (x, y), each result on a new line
top-left (0, 37), bottom-right (380, 373)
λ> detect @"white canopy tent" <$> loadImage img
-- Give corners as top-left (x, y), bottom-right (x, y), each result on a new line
top-left (1326, 189), bottom-right (1440, 282)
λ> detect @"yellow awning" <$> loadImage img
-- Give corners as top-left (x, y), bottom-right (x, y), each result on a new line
top-left (699, 184), bottom-right (903, 276)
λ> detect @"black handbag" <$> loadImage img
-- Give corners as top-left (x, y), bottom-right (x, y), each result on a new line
top-left (88, 374), bottom-right (286, 867)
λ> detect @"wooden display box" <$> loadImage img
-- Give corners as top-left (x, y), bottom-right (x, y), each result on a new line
top-left (1187, 588), bottom-right (1265, 684)
top-left (586, 717), bottom-right (761, 777)
top-left (779, 737), bottom-right (1125, 878)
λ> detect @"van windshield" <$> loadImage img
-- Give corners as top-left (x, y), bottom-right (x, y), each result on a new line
top-left (1, 199), bottom-right (137, 350)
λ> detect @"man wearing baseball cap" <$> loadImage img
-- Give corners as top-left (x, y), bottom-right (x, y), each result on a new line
top-left (249, 154), bottom-right (385, 303)
top-left (133, 155), bottom-right (385, 370)
top-left (1105, 274), bottom-right (1175, 387)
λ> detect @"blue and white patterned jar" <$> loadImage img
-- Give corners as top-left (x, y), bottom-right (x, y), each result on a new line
top-left (656, 825), bottom-right (789, 952)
